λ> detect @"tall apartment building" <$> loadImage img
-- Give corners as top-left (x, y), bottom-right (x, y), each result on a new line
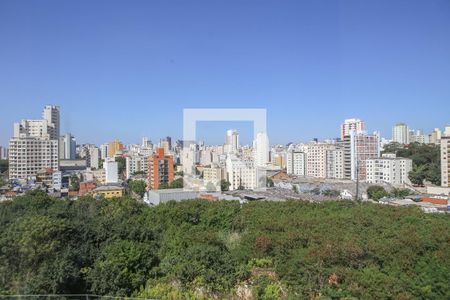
top-left (326, 148), bottom-right (344, 179)
top-left (409, 129), bottom-right (427, 144)
top-left (226, 155), bottom-right (256, 190)
top-left (126, 155), bottom-right (149, 179)
top-left (253, 132), bottom-right (270, 167)
top-left (148, 148), bottom-right (174, 189)
top-left (108, 140), bottom-right (124, 158)
top-left (343, 131), bottom-right (380, 181)
top-left (86, 145), bottom-right (100, 169)
top-left (366, 154), bottom-right (412, 185)
top-left (203, 164), bottom-right (223, 189)
top-left (286, 150), bottom-right (306, 176)
top-left (0, 146), bottom-right (8, 160)
top-left (104, 157), bottom-right (118, 184)
top-left (9, 105), bottom-right (60, 180)
top-left (340, 118), bottom-right (365, 140)
top-left (429, 128), bottom-right (442, 145)
top-left (392, 123), bottom-right (409, 144)
top-left (42, 105), bottom-right (60, 139)
top-left (441, 136), bottom-right (450, 187)
top-left (100, 143), bottom-right (109, 159)
top-left (225, 129), bottom-right (239, 153)
top-left (305, 142), bottom-right (334, 178)
top-left (159, 139), bottom-right (171, 155)
top-left (59, 133), bottom-right (76, 159)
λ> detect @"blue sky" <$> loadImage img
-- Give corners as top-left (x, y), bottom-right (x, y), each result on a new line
top-left (0, 0), bottom-right (449, 146)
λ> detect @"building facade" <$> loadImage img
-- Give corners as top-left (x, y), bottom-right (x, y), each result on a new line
top-left (340, 118), bottom-right (365, 140)
top-left (148, 148), bottom-right (174, 189)
top-left (286, 150), bottom-right (306, 176)
top-left (366, 154), bottom-right (412, 185)
top-left (9, 106), bottom-right (60, 180)
top-left (392, 123), bottom-right (409, 144)
top-left (441, 136), bottom-right (450, 187)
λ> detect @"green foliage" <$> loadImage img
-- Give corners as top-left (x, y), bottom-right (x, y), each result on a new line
top-left (158, 178), bottom-right (184, 190)
top-left (115, 156), bottom-right (126, 175)
top-left (220, 180), bottom-right (231, 191)
top-left (69, 175), bottom-right (80, 191)
top-left (321, 189), bottom-right (340, 197)
top-left (0, 194), bottom-right (449, 299)
top-left (390, 187), bottom-right (414, 198)
top-left (128, 179), bottom-right (146, 197)
top-left (0, 159), bottom-right (8, 173)
top-left (366, 185), bottom-right (389, 200)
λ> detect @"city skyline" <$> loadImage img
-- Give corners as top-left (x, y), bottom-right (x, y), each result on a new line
top-left (1, 0), bottom-right (450, 146)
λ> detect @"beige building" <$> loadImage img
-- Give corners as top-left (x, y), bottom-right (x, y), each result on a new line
top-left (441, 136), bottom-right (450, 187)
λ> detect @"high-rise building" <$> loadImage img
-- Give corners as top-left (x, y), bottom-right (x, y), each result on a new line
top-left (108, 140), bottom-right (124, 158)
top-left (441, 135), bottom-right (450, 187)
top-left (366, 154), bottom-right (412, 185)
top-left (326, 148), bottom-right (344, 179)
top-left (340, 118), bottom-right (365, 140)
top-left (148, 148), bottom-right (174, 189)
top-left (444, 126), bottom-right (450, 137)
top-left (429, 128), bottom-right (442, 145)
top-left (0, 146), bottom-right (8, 160)
top-left (392, 123), bottom-right (409, 144)
top-left (126, 155), bottom-right (149, 179)
top-left (9, 105), bottom-right (60, 180)
top-left (159, 139), bottom-right (171, 155)
top-left (84, 145), bottom-right (100, 169)
top-left (104, 157), bottom-right (119, 184)
top-left (305, 142), bottom-right (334, 178)
top-left (100, 143), bottom-right (109, 159)
top-left (286, 150), bottom-right (306, 176)
top-left (59, 133), bottom-right (76, 159)
top-left (409, 129), bottom-right (427, 144)
top-left (42, 105), bottom-right (60, 139)
top-left (253, 132), bottom-right (270, 167)
top-left (343, 131), bottom-right (380, 181)
top-left (226, 155), bottom-right (256, 190)
top-left (225, 129), bottom-right (239, 153)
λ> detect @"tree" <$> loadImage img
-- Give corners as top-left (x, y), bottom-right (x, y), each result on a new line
top-left (409, 165), bottom-right (427, 186)
top-left (220, 180), bottom-right (231, 191)
top-left (129, 180), bottom-right (146, 197)
top-left (366, 185), bottom-right (389, 200)
top-left (115, 157), bottom-right (126, 175)
top-left (0, 159), bottom-right (8, 174)
top-left (169, 177), bottom-right (183, 189)
top-left (69, 175), bottom-right (80, 191)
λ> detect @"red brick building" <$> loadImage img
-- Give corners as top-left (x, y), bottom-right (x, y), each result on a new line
top-left (148, 148), bottom-right (174, 190)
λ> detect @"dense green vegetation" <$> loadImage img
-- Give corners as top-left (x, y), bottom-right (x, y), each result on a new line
top-left (128, 179), bottom-right (147, 197)
top-left (383, 142), bottom-right (441, 186)
top-left (0, 191), bottom-right (449, 299)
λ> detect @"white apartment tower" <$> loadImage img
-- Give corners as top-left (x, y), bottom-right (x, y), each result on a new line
top-left (340, 118), bottom-right (365, 140)
top-left (59, 133), bottom-right (76, 159)
top-left (104, 157), bottom-right (119, 184)
top-left (226, 155), bottom-right (256, 190)
top-left (326, 148), bottom-right (344, 179)
top-left (9, 105), bottom-right (60, 180)
top-left (392, 123), bottom-right (409, 144)
top-left (286, 150), bottom-right (306, 176)
top-left (253, 132), bottom-right (270, 167)
top-left (366, 154), bottom-right (412, 185)
top-left (225, 129), bottom-right (239, 153)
